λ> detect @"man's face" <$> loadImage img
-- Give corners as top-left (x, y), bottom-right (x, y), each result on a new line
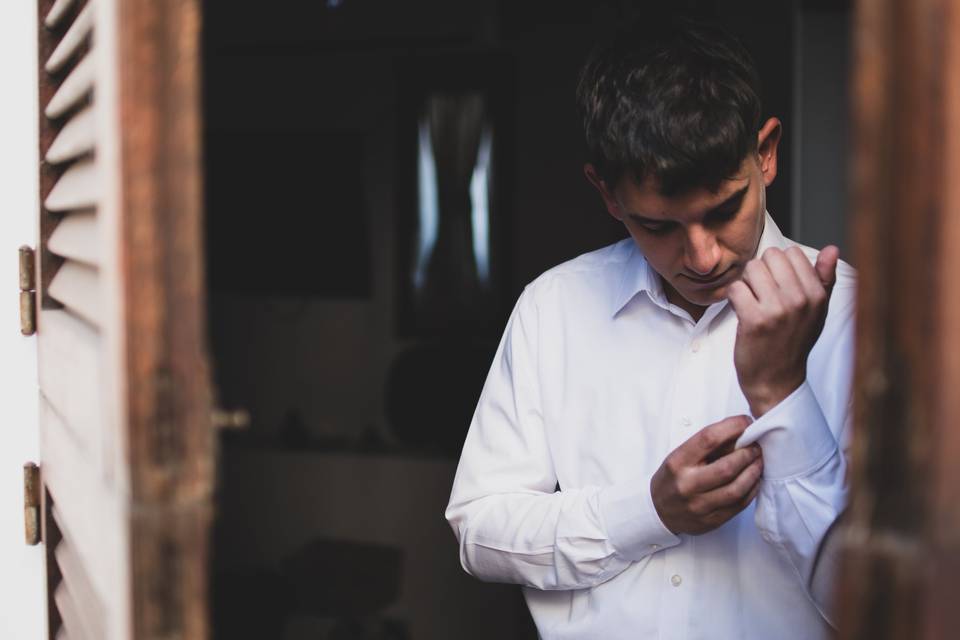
top-left (588, 118), bottom-right (781, 316)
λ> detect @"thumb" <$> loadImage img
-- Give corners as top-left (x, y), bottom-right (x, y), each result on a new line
top-left (815, 245), bottom-right (840, 295)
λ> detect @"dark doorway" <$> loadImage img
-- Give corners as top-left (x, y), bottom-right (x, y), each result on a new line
top-left (201, 2), bottom-right (846, 638)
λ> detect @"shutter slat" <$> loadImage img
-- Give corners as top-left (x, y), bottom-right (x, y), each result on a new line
top-left (54, 581), bottom-right (91, 640)
top-left (46, 106), bottom-right (96, 165)
top-left (48, 211), bottom-right (99, 266)
top-left (45, 4), bottom-right (93, 74)
top-left (45, 158), bottom-right (98, 212)
top-left (54, 526), bottom-right (108, 640)
top-left (38, 310), bottom-right (102, 458)
top-left (40, 396), bottom-right (121, 609)
top-left (48, 262), bottom-right (101, 328)
top-left (45, 0), bottom-right (78, 29)
top-left (45, 53), bottom-right (94, 120)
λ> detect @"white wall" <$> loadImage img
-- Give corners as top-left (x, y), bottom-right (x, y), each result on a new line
top-left (0, 2), bottom-right (45, 639)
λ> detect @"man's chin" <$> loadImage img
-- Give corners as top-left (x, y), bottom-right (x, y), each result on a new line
top-left (675, 283), bottom-right (729, 308)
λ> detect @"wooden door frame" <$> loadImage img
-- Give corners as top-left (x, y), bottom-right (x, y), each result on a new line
top-left (840, 0), bottom-right (960, 636)
top-left (116, 0), bottom-right (213, 637)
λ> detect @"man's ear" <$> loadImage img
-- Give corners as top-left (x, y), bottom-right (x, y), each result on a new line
top-left (584, 164), bottom-right (624, 221)
top-left (757, 117), bottom-right (782, 187)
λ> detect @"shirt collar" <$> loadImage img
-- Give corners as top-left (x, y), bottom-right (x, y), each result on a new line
top-left (611, 211), bottom-right (788, 317)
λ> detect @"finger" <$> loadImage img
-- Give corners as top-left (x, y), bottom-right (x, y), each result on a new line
top-left (696, 456), bottom-right (764, 514)
top-left (694, 444), bottom-right (762, 492)
top-left (726, 279), bottom-right (759, 319)
top-left (740, 258), bottom-right (780, 306)
top-left (676, 415), bottom-right (753, 466)
top-left (784, 246), bottom-right (824, 300)
top-left (704, 436), bottom-right (737, 464)
top-left (814, 245), bottom-right (839, 297)
top-left (762, 248), bottom-right (805, 305)
top-left (705, 475), bottom-right (762, 526)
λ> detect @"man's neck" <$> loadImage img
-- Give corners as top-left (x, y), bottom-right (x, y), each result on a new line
top-left (663, 278), bottom-right (707, 322)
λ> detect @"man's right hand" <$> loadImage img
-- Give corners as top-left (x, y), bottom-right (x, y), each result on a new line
top-left (651, 415), bottom-right (764, 535)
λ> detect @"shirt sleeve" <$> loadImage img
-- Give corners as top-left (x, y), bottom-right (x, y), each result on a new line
top-left (445, 286), bottom-right (680, 591)
top-left (735, 286), bottom-right (856, 628)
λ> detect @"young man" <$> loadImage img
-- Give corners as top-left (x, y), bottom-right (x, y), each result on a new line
top-left (445, 19), bottom-right (855, 640)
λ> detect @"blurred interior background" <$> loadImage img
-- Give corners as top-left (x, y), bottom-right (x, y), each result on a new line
top-left (201, 1), bottom-right (852, 638)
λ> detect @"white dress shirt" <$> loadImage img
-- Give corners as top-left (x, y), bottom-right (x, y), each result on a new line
top-left (445, 213), bottom-right (856, 640)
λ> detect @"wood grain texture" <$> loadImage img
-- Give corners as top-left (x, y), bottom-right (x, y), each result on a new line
top-left (115, 0), bottom-right (213, 637)
top-left (839, 0), bottom-right (960, 637)
top-left (117, 0), bottom-right (212, 500)
top-left (927, 0), bottom-right (960, 635)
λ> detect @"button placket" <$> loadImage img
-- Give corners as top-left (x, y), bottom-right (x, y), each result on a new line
top-left (659, 542), bottom-right (693, 640)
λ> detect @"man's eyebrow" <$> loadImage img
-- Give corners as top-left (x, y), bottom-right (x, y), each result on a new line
top-left (626, 185), bottom-right (750, 224)
top-left (708, 186), bottom-right (749, 214)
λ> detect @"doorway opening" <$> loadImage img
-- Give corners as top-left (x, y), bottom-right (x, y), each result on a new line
top-left (200, 2), bottom-right (835, 638)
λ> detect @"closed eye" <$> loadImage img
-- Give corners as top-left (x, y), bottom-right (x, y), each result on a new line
top-left (638, 220), bottom-right (678, 235)
top-left (706, 206), bottom-right (738, 225)
top-left (705, 189), bottom-right (748, 225)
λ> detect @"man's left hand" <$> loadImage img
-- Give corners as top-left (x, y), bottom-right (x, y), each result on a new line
top-left (727, 245), bottom-right (839, 417)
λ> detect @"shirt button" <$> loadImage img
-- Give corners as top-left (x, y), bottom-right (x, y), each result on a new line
top-left (671, 574), bottom-right (682, 587)
top-left (680, 417), bottom-right (692, 428)
top-left (690, 340), bottom-right (702, 353)
top-left (651, 544), bottom-right (660, 551)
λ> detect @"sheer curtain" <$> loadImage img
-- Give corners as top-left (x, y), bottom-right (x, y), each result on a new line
top-left (412, 92), bottom-right (494, 332)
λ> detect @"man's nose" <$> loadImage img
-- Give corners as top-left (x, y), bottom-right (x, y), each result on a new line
top-left (684, 225), bottom-right (721, 276)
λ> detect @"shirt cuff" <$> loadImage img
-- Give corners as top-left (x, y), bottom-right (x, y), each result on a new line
top-left (597, 475), bottom-right (681, 562)
top-left (735, 381), bottom-right (838, 480)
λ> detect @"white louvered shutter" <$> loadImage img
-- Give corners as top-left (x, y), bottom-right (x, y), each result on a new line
top-left (35, 0), bottom-right (214, 638)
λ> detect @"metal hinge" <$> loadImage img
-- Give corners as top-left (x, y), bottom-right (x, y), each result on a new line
top-left (23, 462), bottom-right (40, 545)
top-left (19, 246), bottom-right (36, 336)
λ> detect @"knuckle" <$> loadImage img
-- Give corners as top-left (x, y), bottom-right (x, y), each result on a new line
top-left (718, 458), bottom-right (738, 481)
top-left (786, 245), bottom-right (806, 259)
top-left (689, 499), bottom-right (708, 517)
top-left (753, 314), bottom-right (775, 332)
top-left (664, 455), bottom-right (682, 476)
top-left (787, 292), bottom-right (808, 312)
top-left (723, 484), bottom-right (743, 503)
top-left (675, 474), bottom-right (695, 498)
top-left (699, 429), bottom-right (720, 451)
